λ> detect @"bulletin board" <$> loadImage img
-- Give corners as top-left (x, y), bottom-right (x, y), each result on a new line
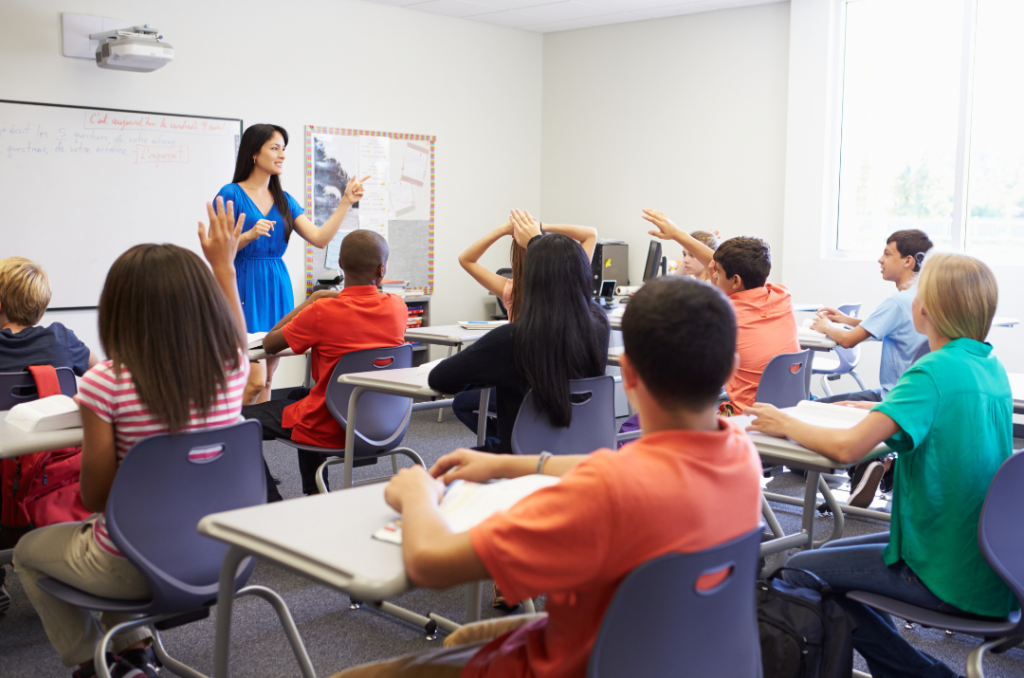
top-left (303, 126), bottom-right (436, 295)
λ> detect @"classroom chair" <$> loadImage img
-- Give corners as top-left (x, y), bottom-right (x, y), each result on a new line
top-left (587, 526), bottom-right (763, 678)
top-left (34, 420), bottom-right (316, 678)
top-left (273, 344), bottom-right (426, 493)
top-left (511, 375), bottom-right (617, 456)
top-left (846, 451), bottom-right (1024, 678)
top-left (0, 367), bottom-right (77, 409)
top-left (810, 303), bottom-right (867, 396)
top-left (755, 350), bottom-right (812, 409)
top-left (912, 341), bottom-right (931, 364)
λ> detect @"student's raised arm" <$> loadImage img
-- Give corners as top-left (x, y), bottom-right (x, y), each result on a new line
top-left (458, 222), bottom-right (516, 297)
top-left (198, 197), bottom-right (247, 339)
top-left (745, 403), bottom-right (900, 465)
top-left (642, 208), bottom-right (714, 269)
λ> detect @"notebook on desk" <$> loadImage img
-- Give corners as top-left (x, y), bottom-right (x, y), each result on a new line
top-left (373, 475), bottom-right (560, 545)
top-left (458, 320), bottom-right (508, 331)
top-left (5, 395), bottom-right (81, 432)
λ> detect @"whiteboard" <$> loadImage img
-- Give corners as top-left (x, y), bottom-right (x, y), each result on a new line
top-left (0, 100), bottom-right (241, 308)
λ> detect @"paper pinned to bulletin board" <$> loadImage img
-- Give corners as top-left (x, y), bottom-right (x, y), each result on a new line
top-left (305, 126), bottom-right (436, 296)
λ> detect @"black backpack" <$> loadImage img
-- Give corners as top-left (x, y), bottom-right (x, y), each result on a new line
top-left (757, 568), bottom-right (856, 678)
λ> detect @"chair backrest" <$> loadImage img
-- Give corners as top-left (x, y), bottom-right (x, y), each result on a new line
top-left (911, 340), bottom-right (931, 364)
top-left (0, 367), bottom-right (78, 410)
top-left (829, 303), bottom-right (863, 373)
top-left (324, 344), bottom-right (413, 456)
top-left (977, 451), bottom-right (1024, 633)
top-left (755, 350), bottom-right (811, 408)
top-left (587, 526), bottom-right (763, 678)
top-left (511, 375), bottom-right (616, 456)
top-left (104, 419), bottom-right (266, 613)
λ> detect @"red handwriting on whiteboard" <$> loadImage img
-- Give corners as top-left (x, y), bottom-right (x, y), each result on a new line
top-left (134, 145), bottom-right (189, 167)
top-left (85, 111), bottom-right (228, 135)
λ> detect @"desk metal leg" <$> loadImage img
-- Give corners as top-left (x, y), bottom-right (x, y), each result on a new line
top-left (815, 475), bottom-right (845, 547)
top-left (343, 386), bottom-right (368, 489)
top-left (213, 545), bottom-right (247, 678)
top-left (801, 471), bottom-right (820, 550)
top-left (438, 347), bottom-right (454, 422)
top-left (476, 388), bottom-right (491, 448)
top-left (762, 495), bottom-right (785, 540)
top-left (466, 582), bottom-right (482, 623)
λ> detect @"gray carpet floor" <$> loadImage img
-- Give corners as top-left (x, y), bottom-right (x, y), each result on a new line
top-left (1, 410), bottom-right (1022, 677)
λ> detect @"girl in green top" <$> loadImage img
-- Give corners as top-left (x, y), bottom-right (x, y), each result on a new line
top-left (747, 252), bottom-right (1014, 678)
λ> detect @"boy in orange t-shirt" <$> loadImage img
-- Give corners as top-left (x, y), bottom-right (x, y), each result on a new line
top-left (644, 209), bottom-right (799, 414)
top-left (332, 276), bottom-right (762, 678)
top-left (242, 230), bottom-right (407, 497)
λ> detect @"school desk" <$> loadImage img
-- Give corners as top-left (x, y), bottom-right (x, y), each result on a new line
top-left (0, 412), bottom-right (83, 460)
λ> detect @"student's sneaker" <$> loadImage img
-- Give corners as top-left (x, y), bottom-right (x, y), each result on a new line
top-left (0, 581), bottom-right (10, 616)
top-left (109, 647), bottom-right (160, 678)
top-left (879, 458), bottom-right (896, 494)
top-left (848, 461), bottom-right (886, 509)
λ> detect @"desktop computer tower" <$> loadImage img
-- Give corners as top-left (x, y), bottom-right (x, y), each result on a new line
top-left (591, 241), bottom-right (629, 296)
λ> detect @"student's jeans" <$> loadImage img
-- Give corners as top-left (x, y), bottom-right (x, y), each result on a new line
top-left (241, 388), bottom-right (315, 498)
top-left (784, 533), bottom-right (963, 678)
top-left (451, 389), bottom-right (499, 447)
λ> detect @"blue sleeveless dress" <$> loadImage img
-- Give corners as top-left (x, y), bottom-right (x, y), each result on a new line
top-left (214, 183), bottom-right (305, 333)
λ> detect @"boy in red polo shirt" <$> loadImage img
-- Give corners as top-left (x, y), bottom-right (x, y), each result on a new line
top-left (643, 209), bottom-right (799, 414)
top-left (331, 276), bottom-right (762, 678)
top-left (243, 230), bottom-right (407, 496)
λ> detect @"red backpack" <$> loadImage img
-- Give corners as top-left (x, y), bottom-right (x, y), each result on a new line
top-left (0, 365), bottom-right (92, 549)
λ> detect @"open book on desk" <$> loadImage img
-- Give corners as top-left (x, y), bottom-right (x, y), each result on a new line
top-left (735, 400), bottom-right (890, 462)
top-left (5, 395), bottom-right (81, 432)
top-left (373, 474), bottom-right (560, 545)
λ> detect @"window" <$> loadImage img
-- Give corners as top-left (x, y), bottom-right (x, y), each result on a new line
top-left (834, 0), bottom-right (1023, 261)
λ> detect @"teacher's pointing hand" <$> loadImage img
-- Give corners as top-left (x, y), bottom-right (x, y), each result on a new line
top-left (344, 174), bottom-right (371, 205)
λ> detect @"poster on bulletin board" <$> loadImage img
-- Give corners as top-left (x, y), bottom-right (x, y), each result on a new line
top-left (304, 126), bottom-right (435, 296)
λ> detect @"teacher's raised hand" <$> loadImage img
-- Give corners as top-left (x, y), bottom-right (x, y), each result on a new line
top-left (343, 174), bottom-right (371, 205)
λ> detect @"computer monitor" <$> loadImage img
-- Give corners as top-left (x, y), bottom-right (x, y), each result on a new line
top-left (642, 241), bottom-right (664, 283)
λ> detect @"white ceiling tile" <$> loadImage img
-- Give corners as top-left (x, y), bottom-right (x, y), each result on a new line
top-left (513, 1), bottom-right (610, 22)
top-left (468, 0), bottom-right (562, 9)
top-left (469, 10), bottom-right (544, 26)
top-left (406, 0), bottom-right (495, 17)
top-left (362, 0), bottom-right (424, 6)
top-left (579, 0), bottom-right (697, 11)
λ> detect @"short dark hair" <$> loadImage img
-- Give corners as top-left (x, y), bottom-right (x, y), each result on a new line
top-left (713, 237), bottom-right (771, 290)
top-left (622, 277), bottom-right (736, 410)
top-left (339, 230), bottom-right (389, 279)
top-left (887, 229), bottom-right (934, 273)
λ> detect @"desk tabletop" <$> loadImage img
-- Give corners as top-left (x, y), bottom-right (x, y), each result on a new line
top-left (0, 412), bottom-right (84, 459)
top-left (799, 333), bottom-right (838, 350)
top-left (338, 367), bottom-right (443, 399)
top-left (198, 484), bottom-right (408, 601)
top-left (993, 316), bottom-right (1019, 328)
top-left (405, 325), bottom-right (491, 347)
top-left (1010, 373), bottom-right (1024, 408)
top-left (731, 412), bottom-right (889, 474)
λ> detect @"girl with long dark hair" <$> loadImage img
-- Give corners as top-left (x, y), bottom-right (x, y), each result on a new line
top-left (216, 124), bottom-right (367, 404)
top-left (430, 216), bottom-right (610, 454)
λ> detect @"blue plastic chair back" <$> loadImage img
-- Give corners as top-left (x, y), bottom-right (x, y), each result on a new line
top-left (587, 526), bottom-right (763, 678)
top-left (324, 344), bottom-right (413, 457)
top-left (0, 367), bottom-right (78, 410)
top-left (755, 350), bottom-right (811, 408)
top-left (511, 375), bottom-right (616, 456)
top-left (977, 451), bottom-right (1024, 635)
top-left (104, 419), bottom-right (266, 613)
top-left (911, 340), bottom-right (931, 364)
top-left (813, 303), bottom-right (862, 376)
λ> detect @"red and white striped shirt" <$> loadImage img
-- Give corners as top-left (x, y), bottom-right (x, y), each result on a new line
top-left (76, 356), bottom-right (249, 556)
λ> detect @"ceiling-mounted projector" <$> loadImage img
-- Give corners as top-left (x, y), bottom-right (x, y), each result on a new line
top-left (90, 25), bottom-right (173, 72)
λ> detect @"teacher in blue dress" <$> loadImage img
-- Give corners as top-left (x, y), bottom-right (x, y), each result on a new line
top-left (216, 123), bottom-right (367, 404)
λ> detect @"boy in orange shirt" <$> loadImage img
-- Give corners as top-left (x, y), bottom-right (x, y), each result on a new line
top-left (332, 276), bottom-right (762, 678)
top-left (644, 209), bottom-right (799, 414)
top-left (243, 230), bottom-right (408, 497)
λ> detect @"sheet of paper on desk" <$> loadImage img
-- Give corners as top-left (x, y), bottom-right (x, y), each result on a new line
top-left (788, 400), bottom-right (871, 428)
top-left (246, 332), bottom-right (267, 350)
top-left (416, 358), bottom-right (445, 376)
top-left (5, 395), bottom-right (81, 432)
top-left (372, 475), bottom-right (560, 545)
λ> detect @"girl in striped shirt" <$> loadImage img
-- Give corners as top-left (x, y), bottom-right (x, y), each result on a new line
top-left (13, 198), bottom-right (250, 678)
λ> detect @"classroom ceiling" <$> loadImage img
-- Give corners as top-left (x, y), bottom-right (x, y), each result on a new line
top-left (362, 0), bottom-right (785, 33)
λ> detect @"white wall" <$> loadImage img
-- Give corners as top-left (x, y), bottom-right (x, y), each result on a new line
top-left (782, 0), bottom-right (1024, 387)
top-left (2, 0), bottom-right (542, 387)
top-left (540, 2), bottom-right (791, 286)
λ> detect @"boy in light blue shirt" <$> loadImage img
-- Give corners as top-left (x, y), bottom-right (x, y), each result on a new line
top-left (809, 230), bottom-right (933, 506)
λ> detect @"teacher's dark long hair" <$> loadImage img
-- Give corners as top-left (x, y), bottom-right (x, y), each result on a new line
top-left (513, 234), bottom-right (610, 427)
top-left (232, 124), bottom-right (295, 243)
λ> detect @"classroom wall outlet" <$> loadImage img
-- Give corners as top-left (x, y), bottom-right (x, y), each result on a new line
top-left (62, 13), bottom-right (134, 60)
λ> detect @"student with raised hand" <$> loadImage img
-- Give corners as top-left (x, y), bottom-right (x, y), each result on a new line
top-left (431, 217), bottom-right (609, 456)
top-left (643, 208), bottom-right (798, 415)
top-left (330, 276), bottom-right (762, 678)
top-left (746, 252), bottom-right (1013, 678)
top-left (12, 198), bottom-right (250, 678)
top-left (450, 212), bottom-right (599, 445)
top-left (241, 230), bottom-right (407, 497)
top-left (0, 257), bottom-right (99, 375)
top-left (216, 123), bottom-right (368, 405)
